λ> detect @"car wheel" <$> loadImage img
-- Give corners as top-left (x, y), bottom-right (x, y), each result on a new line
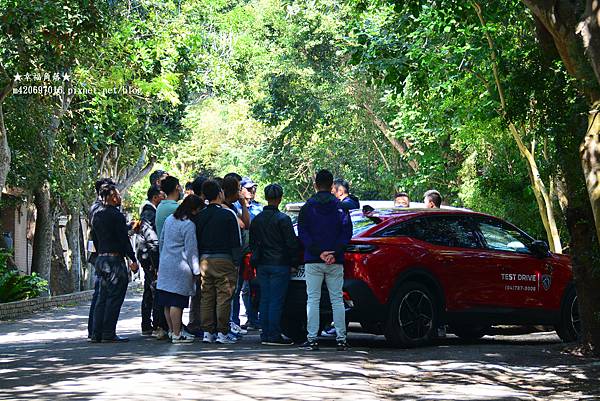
top-left (449, 325), bottom-right (489, 341)
top-left (555, 286), bottom-right (580, 343)
top-left (384, 281), bottom-right (439, 347)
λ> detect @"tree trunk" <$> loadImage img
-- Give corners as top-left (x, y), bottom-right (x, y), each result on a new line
top-left (555, 112), bottom-right (600, 356)
top-left (0, 104), bottom-right (10, 195)
top-left (508, 123), bottom-right (563, 253)
top-left (66, 210), bottom-right (81, 292)
top-left (50, 220), bottom-right (72, 295)
top-left (31, 182), bottom-right (53, 293)
top-left (581, 103), bottom-right (600, 249)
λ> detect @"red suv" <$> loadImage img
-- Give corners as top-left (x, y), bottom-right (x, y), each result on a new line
top-left (280, 208), bottom-right (579, 347)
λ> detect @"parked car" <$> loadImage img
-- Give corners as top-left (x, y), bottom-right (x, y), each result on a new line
top-left (273, 206), bottom-right (579, 347)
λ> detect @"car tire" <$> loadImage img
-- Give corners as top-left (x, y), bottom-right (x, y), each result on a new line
top-left (555, 286), bottom-right (580, 343)
top-left (384, 281), bottom-right (440, 348)
top-left (449, 325), bottom-right (489, 341)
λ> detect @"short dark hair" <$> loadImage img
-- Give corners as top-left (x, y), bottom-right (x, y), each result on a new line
top-left (202, 180), bottom-right (222, 202)
top-left (224, 172), bottom-right (242, 182)
top-left (214, 177), bottom-right (224, 187)
top-left (95, 178), bottom-right (115, 195)
top-left (99, 182), bottom-right (117, 202)
top-left (160, 176), bottom-right (179, 196)
top-left (265, 183), bottom-right (284, 200)
top-left (185, 181), bottom-right (193, 191)
top-left (191, 175), bottom-right (207, 196)
top-left (149, 170), bottom-right (167, 186)
top-left (173, 194), bottom-right (203, 220)
top-left (333, 178), bottom-right (350, 194)
top-left (147, 185), bottom-right (161, 201)
top-left (395, 192), bottom-right (410, 200)
top-left (222, 176), bottom-right (240, 199)
top-left (315, 169), bottom-right (333, 191)
top-left (424, 190), bottom-right (442, 207)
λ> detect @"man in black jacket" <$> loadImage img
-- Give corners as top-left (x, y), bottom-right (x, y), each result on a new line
top-left (137, 185), bottom-right (165, 335)
top-left (250, 184), bottom-right (299, 345)
top-left (332, 178), bottom-right (360, 212)
top-left (91, 183), bottom-right (139, 343)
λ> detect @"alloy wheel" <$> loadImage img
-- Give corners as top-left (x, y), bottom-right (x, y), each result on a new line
top-left (398, 289), bottom-right (434, 340)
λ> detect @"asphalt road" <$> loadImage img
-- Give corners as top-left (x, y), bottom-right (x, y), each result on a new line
top-left (0, 289), bottom-right (598, 401)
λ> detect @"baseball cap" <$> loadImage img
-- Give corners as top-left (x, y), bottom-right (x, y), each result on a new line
top-left (240, 177), bottom-right (257, 189)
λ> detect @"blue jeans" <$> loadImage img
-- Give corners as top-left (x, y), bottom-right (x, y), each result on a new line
top-left (257, 265), bottom-right (290, 341)
top-left (92, 256), bottom-right (128, 340)
top-left (305, 263), bottom-right (346, 342)
top-left (230, 265), bottom-right (243, 326)
top-left (242, 280), bottom-right (260, 326)
top-left (87, 275), bottom-right (100, 337)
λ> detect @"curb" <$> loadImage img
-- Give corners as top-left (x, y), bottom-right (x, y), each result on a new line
top-left (0, 281), bottom-right (142, 321)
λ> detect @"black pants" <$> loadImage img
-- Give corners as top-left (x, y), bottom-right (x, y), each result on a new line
top-left (141, 266), bottom-right (167, 331)
top-left (87, 275), bottom-right (100, 338)
top-left (92, 256), bottom-right (128, 340)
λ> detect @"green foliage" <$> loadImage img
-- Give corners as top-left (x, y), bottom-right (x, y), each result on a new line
top-left (0, 250), bottom-right (48, 303)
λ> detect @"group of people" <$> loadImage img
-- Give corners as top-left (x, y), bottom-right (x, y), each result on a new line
top-left (86, 168), bottom-right (362, 350)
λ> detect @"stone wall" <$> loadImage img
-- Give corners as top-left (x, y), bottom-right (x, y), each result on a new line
top-left (0, 290), bottom-right (95, 320)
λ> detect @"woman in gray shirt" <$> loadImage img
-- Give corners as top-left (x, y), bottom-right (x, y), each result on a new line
top-left (157, 195), bottom-right (203, 344)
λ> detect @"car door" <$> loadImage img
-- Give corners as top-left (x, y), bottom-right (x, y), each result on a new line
top-left (473, 216), bottom-right (550, 309)
top-left (401, 215), bottom-right (503, 311)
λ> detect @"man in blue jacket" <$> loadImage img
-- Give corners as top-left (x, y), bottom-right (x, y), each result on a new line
top-left (297, 170), bottom-right (352, 351)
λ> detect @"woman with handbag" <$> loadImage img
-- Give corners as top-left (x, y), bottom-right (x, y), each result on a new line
top-left (249, 184), bottom-right (300, 345)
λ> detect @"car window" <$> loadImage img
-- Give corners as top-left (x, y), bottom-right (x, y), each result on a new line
top-left (477, 218), bottom-right (533, 254)
top-left (380, 216), bottom-right (480, 249)
top-left (352, 216), bottom-right (377, 236)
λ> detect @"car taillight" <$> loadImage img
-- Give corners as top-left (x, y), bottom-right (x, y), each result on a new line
top-left (346, 244), bottom-right (378, 253)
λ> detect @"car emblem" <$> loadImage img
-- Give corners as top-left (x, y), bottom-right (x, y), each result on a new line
top-left (541, 274), bottom-right (552, 291)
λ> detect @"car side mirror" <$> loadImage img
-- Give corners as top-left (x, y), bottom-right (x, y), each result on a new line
top-left (529, 240), bottom-right (550, 258)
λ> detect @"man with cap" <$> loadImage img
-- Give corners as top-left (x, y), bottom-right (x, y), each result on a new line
top-left (239, 177), bottom-right (263, 221)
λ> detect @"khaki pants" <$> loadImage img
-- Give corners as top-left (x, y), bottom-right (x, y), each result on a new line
top-left (200, 258), bottom-right (238, 334)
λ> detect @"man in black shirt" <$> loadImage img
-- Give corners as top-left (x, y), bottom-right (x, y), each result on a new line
top-left (91, 183), bottom-right (139, 343)
top-left (193, 180), bottom-right (242, 344)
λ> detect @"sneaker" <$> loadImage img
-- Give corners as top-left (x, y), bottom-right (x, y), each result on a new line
top-left (102, 335), bottom-right (129, 343)
top-left (181, 327), bottom-right (195, 338)
top-left (298, 340), bottom-right (319, 351)
top-left (141, 329), bottom-right (154, 336)
top-left (171, 334), bottom-right (194, 344)
top-left (336, 340), bottom-right (349, 351)
top-left (262, 337), bottom-right (294, 346)
top-left (154, 328), bottom-right (169, 340)
top-left (321, 326), bottom-right (336, 337)
top-left (230, 322), bottom-right (248, 335)
top-left (243, 324), bottom-right (261, 331)
top-left (203, 332), bottom-right (216, 344)
top-left (216, 332), bottom-right (238, 344)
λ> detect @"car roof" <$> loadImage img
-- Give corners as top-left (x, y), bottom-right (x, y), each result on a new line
top-left (284, 200), bottom-right (470, 213)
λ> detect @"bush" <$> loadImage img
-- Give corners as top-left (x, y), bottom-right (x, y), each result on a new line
top-left (0, 249), bottom-right (48, 303)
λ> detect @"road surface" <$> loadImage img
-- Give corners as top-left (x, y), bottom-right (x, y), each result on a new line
top-left (0, 289), bottom-right (598, 400)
